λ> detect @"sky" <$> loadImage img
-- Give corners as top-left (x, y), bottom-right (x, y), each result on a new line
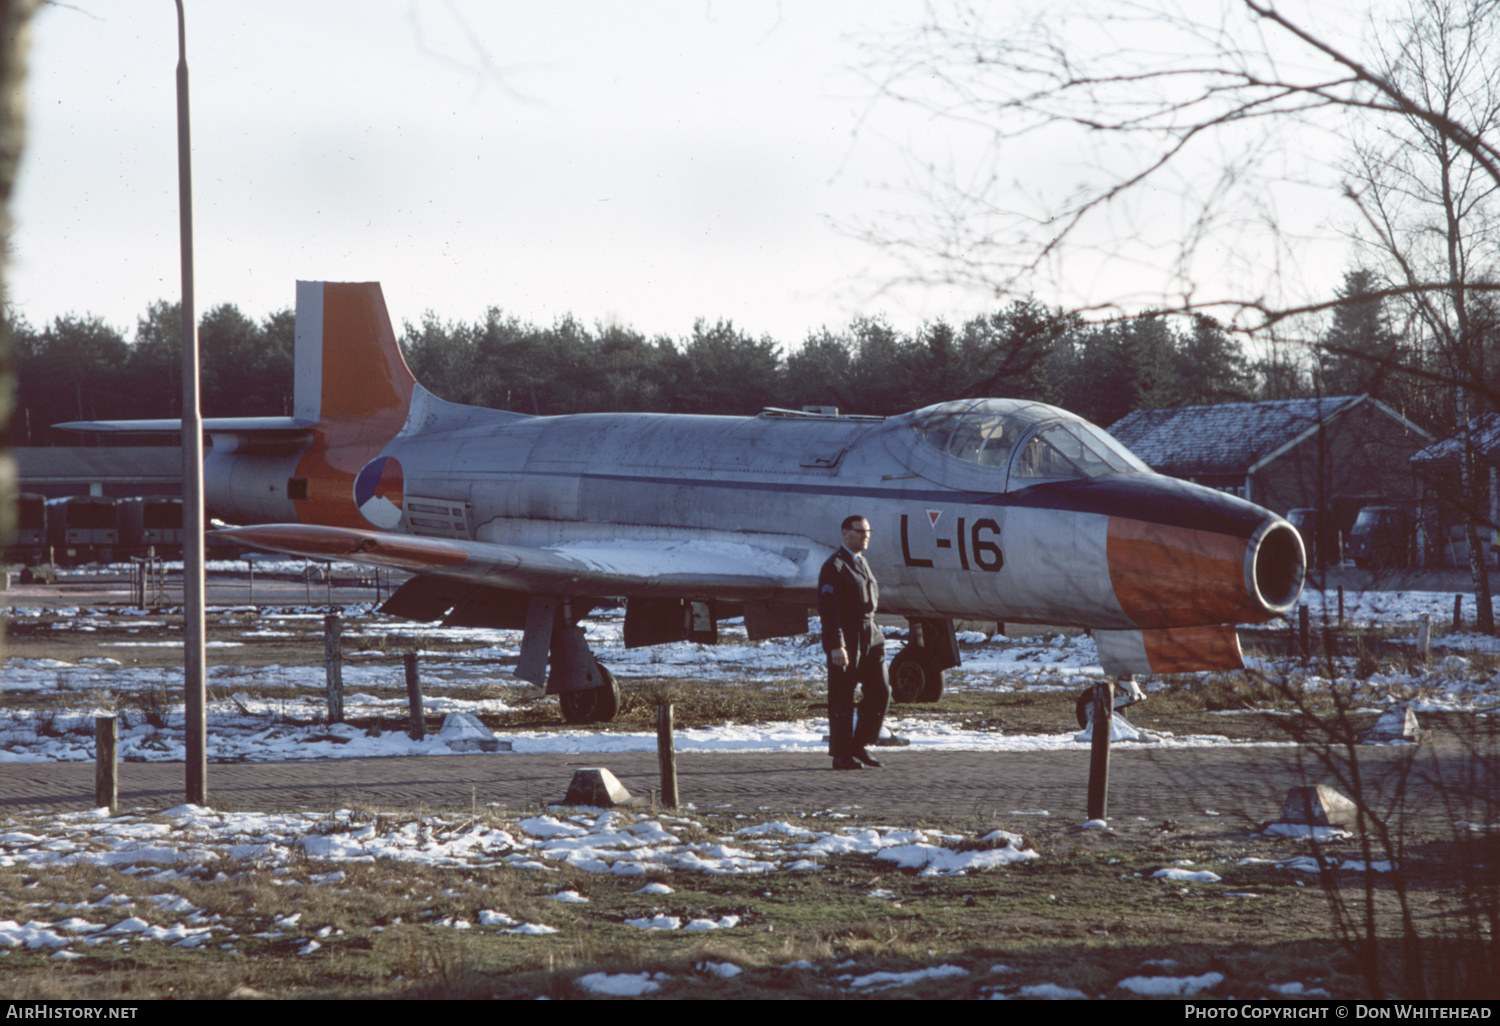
top-left (10, 0), bottom-right (995, 347)
top-left (10, 0), bottom-right (1424, 362)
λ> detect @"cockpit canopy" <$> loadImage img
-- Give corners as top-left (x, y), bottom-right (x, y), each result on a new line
top-left (906, 399), bottom-right (1148, 489)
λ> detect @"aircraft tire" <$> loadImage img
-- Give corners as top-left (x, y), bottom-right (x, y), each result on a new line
top-left (559, 662), bottom-right (621, 724)
top-left (1075, 689), bottom-right (1092, 728)
top-left (890, 648), bottom-right (943, 704)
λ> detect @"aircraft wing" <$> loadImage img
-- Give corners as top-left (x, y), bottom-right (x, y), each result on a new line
top-left (55, 416), bottom-right (315, 434)
top-left (214, 523), bottom-right (821, 600)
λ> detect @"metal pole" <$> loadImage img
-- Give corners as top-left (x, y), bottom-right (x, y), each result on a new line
top-left (176, 0), bottom-right (207, 806)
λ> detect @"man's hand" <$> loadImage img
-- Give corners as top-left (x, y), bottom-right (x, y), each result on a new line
top-left (829, 647), bottom-right (848, 668)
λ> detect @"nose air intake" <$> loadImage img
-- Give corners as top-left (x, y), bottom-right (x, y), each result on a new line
top-left (1249, 520), bottom-right (1304, 615)
top-left (1106, 504), bottom-right (1307, 630)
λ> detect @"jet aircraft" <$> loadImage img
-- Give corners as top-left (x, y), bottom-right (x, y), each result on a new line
top-left (63, 281), bottom-right (1305, 723)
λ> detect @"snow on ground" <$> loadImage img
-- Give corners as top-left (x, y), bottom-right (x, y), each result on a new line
top-left (0, 795), bottom-right (1364, 997)
top-left (0, 799), bottom-right (1328, 994)
top-left (0, 602), bottom-right (1123, 763)
top-left (0, 802), bottom-right (1039, 964)
top-left (3, 586), bottom-right (1499, 764)
top-left (0, 577), bottom-right (1456, 998)
top-left (1116, 970), bottom-right (1225, 996)
top-left (0, 805), bottom-right (1038, 880)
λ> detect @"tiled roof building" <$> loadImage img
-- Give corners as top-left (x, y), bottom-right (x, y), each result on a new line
top-left (1109, 395), bottom-right (1433, 544)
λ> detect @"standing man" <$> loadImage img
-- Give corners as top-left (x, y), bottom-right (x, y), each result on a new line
top-left (818, 514), bottom-right (891, 770)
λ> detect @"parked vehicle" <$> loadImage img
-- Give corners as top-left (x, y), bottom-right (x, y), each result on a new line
top-left (5, 493), bottom-right (48, 564)
top-left (45, 496), bottom-right (138, 566)
top-left (133, 495), bottom-right (185, 559)
top-left (1347, 505), bottom-right (1412, 570)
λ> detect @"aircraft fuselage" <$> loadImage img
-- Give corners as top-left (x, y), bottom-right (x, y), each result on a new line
top-left (205, 384), bottom-right (1303, 635)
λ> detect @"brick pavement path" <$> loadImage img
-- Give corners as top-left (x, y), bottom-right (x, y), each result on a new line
top-left (0, 741), bottom-right (1481, 829)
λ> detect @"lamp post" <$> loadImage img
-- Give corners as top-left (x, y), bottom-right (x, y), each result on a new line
top-left (176, 0), bottom-right (206, 805)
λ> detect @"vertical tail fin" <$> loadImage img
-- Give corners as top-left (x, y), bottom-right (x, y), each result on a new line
top-left (294, 281), bottom-right (416, 424)
top-left (291, 282), bottom-right (418, 528)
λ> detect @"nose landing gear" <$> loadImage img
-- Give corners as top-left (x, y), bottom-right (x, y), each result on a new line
top-left (1074, 675), bottom-right (1147, 727)
top-left (890, 616), bottom-right (961, 704)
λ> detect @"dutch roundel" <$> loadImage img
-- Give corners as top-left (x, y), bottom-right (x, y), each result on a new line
top-left (353, 456), bottom-right (404, 529)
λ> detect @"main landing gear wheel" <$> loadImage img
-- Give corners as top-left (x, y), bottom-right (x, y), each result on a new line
top-left (890, 648), bottom-right (944, 704)
top-left (559, 662), bottom-right (621, 724)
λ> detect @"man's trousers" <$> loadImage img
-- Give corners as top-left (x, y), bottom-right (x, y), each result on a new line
top-left (827, 648), bottom-right (890, 759)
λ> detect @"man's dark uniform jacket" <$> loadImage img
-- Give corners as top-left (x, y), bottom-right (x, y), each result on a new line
top-left (818, 546), bottom-right (889, 759)
top-left (819, 547), bottom-right (883, 660)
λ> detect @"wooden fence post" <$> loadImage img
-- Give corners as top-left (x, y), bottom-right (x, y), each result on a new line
top-left (1299, 604), bottom-right (1310, 662)
top-left (1086, 680), bottom-right (1113, 821)
top-left (324, 613), bottom-right (344, 723)
top-left (405, 652), bottom-right (424, 740)
top-left (657, 703), bottom-right (679, 809)
top-left (95, 716), bottom-right (117, 813)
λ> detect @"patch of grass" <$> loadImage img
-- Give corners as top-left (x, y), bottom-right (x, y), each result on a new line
top-left (0, 805), bottom-right (1485, 999)
top-left (616, 679), bottom-right (811, 729)
top-left (124, 685), bottom-right (172, 729)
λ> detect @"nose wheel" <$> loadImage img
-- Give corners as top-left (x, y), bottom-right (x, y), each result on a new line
top-left (890, 647), bottom-right (944, 703)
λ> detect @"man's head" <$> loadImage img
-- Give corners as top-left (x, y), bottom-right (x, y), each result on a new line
top-left (841, 515), bottom-right (871, 554)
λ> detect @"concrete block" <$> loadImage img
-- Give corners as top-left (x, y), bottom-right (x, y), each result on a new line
top-left (437, 712), bottom-right (510, 753)
top-left (563, 767), bottom-right (640, 808)
top-left (1359, 705), bottom-right (1429, 745)
top-left (1277, 784), bottom-right (1358, 827)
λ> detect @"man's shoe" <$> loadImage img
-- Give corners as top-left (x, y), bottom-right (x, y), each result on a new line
top-left (831, 757), bottom-right (863, 770)
top-left (852, 748), bottom-right (882, 768)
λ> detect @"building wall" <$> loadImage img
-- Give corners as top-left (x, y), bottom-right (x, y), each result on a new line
top-left (1251, 401), bottom-right (1428, 538)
